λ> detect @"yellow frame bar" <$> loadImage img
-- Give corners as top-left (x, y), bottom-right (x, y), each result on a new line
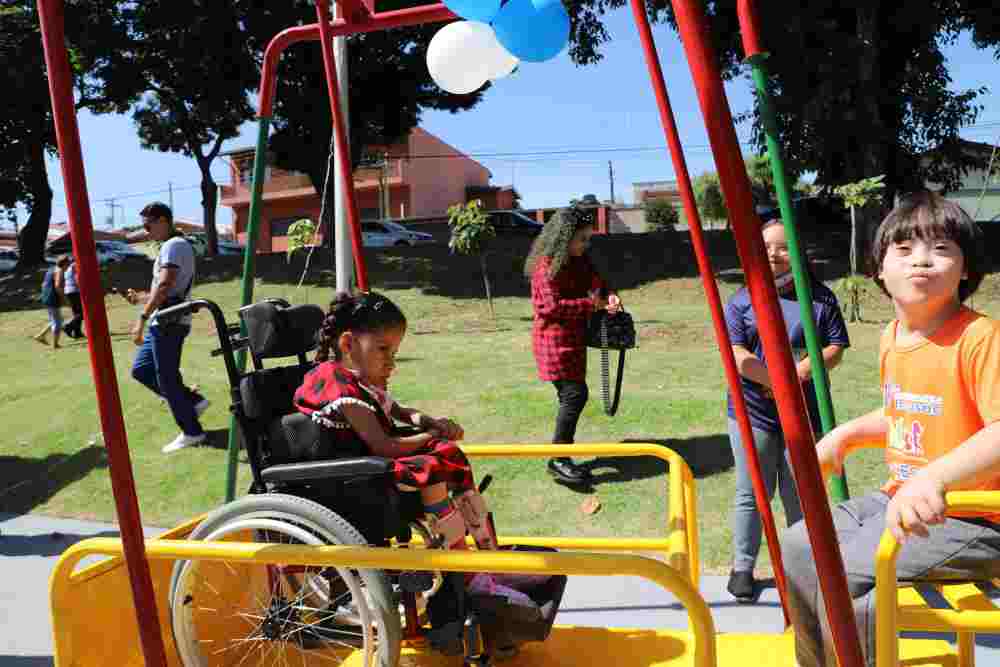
top-left (460, 442), bottom-right (700, 586)
top-left (51, 537), bottom-right (718, 667)
top-left (875, 491), bottom-right (1000, 667)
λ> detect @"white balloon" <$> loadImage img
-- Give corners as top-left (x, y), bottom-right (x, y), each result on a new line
top-left (427, 21), bottom-right (495, 95)
top-left (483, 29), bottom-right (519, 80)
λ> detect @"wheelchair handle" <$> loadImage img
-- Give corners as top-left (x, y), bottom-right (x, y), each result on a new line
top-left (157, 298), bottom-right (243, 389)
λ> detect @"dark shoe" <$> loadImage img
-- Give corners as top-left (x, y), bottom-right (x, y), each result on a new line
top-left (547, 457), bottom-right (590, 485)
top-left (726, 570), bottom-right (756, 603)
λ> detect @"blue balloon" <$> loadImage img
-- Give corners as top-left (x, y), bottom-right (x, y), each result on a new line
top-left (442, 0), bottom-right (502, 23)
top-left (492, 0), bottom-right (569, 63)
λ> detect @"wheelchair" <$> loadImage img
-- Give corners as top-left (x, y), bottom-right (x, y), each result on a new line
top-left (161, 297), bottom-right (567, 667)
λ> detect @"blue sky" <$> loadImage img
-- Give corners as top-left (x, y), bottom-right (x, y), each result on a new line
top-left (22, 8), bottom-right (1000, 232)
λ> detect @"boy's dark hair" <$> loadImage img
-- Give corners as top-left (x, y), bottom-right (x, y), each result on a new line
top-left (315, 291), bottom-right (407, 362)
top-left (140, 201), bottom-right (173, 223)
top-left (870, 191), bottom-right (984, 302)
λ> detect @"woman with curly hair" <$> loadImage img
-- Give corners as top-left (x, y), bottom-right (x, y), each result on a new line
top-left (525, 207), bottom-right (621, 485)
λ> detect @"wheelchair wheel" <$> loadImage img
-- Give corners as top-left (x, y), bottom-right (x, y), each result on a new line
top-left (169, 493), bottom-right (401, 667)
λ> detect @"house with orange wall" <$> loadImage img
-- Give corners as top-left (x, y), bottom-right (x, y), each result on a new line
top-left (219, 127), bottom-right (499, 253)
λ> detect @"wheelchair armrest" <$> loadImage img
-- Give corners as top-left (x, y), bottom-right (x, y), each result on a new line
top-left (261, 456), bottom-right (394, 485)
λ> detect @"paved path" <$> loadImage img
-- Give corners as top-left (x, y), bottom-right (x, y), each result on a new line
top-left (3, 512), bottom-right (997, 666)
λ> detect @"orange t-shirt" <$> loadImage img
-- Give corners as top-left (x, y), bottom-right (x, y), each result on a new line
top-left (880, 307), bottom-right (1000, 520)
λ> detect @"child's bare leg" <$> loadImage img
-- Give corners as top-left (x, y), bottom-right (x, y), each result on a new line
top-left (454, 488), bottom-right (498, 550)
top-left (421, 483), bottom-right (467, 549)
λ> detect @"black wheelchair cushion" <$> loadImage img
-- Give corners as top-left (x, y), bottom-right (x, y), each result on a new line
top-left (243, 301), bottom-right (325, 360)
top-left (240, 365), bottom-right (312, 421)
top-left (260, 457), bottom-right (393, 485)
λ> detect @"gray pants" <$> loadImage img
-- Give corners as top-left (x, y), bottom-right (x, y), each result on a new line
top-left (782, 491), bottom-right (1000, 667)
top-left (728, 418), bottom-right (803, 572)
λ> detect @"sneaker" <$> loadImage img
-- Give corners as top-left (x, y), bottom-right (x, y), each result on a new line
top-left (546, 457), bottom-right (591, 485)
top-left (467, 573), bottom-right (535, 608)
top-left (726, 569), bottom-right (756, 603)
top-left (193, 396), bottom-right (210, 417)
top-left (162, 432), bottom-right (206, 454)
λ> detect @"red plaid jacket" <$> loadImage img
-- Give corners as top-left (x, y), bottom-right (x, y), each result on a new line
top-left (531, 255), bottom-right (606, 382)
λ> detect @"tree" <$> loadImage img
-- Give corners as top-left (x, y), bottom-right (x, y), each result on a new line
top-left (0, 1), bottom-right (130, 266)
top-left (833, 175), bottom-right (885, 322)
top-left (643, 198), bottom-right (679, 232)
top-left (96, 1), bottom-right (258, 257)
top-left (693, 171), bottom-right (728, 227)
top-left (447, 199), bottom-right (497, 325)
top-left (567, 2), bottom-right (998, 210)
top-left (245, 1), bottom-right (487, 244)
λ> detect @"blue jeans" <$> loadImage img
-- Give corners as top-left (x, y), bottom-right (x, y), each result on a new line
top-left (131, 323), bottom-right (203, 437)
top-left (728, 418), bottom-right (803, 572)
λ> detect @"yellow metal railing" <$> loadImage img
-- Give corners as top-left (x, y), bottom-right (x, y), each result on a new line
top-left (876, 492), bottom-right (1000, 667)
top-left (51, 537), bottom-right (717, 667)
top-left (459, 442), bottom-right (699, 585)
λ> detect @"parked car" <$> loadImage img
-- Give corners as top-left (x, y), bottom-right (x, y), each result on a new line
top-left (186, 233), bottom-right (245, 257)
top-left (44, 241), bottom-right (138, 267)
top-left (489, 210), bottom-right (544, 235)
top-left (0, 248), bottom-right (18, 272)
top-left (362, 221), bottom-right (435, 247)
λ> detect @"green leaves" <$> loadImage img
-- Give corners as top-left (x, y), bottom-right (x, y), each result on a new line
top-left (834, 175), bottom-right (886, 209)
top-left (447, 199), bottom-right (495, 257)
top-left (285, 218), bottom-right (318, 263)
top-left (643, 198), bottom-right (679, 233)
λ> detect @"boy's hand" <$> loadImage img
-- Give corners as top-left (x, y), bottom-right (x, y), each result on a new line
top-left (816, 432), bottom-right (846, 478)
top-left (885, 474), bottom-right (947, 543)
top-left (428, 417), bottom-right (464, 441)
top-left (607, 293), bottom-right (622, 313)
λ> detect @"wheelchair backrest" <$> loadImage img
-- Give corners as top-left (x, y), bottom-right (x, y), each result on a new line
top-left (235, 300), bottom-right (325, 473)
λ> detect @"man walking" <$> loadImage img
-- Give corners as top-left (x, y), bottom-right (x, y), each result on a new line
top-left (129, 202), bottom-right (209, 453)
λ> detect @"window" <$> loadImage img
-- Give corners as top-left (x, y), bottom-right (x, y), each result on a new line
top-left (270, 217), bottom-right (302, 237)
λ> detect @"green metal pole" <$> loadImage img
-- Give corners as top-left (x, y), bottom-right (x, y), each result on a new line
top-left (748, 55), bottom-right (849, 502)
top-left (224, 117), bottom-right (271, 503)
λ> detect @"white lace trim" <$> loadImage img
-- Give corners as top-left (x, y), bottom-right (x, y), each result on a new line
top-left (310, 396), bottom-right (374, 430)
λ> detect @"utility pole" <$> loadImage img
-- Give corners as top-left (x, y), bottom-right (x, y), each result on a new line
top-left (168, 181), bottom-right (174, 211)
top-left (106, 199), bottom-right (122, 229)
top-left (333, 1), bottom-right (354, 293)
top-left (608, 160), bottom-right (615, 204)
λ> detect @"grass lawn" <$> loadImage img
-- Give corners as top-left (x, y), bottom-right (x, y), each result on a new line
top-left (3, 239), bottom-right (999, 577)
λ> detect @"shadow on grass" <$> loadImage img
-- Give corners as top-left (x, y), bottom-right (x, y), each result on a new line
top-left (561, 435), bottom-right (732, 494)
top-left (0, 446), bottom-right (108, 516)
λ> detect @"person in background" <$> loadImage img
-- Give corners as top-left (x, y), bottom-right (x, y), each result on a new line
top-left (128, 202), bottom-right (209, 454)
top-left (61, 258), bottom-right (85, 339)
top-left (34, 255), bottom-right (71, 349)
top-left (723, 215), bottom-right (850, 603)
top-left (525, 206), bottom-right (621, 486)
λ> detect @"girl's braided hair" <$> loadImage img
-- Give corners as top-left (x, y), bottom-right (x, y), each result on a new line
top-left (523, 205), bottom-right (595, 280)
top-left (315, 291), bottom-right (407, 362)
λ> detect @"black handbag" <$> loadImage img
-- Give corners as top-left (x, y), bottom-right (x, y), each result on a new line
top-left (586, 309), bottom-right (636, 416)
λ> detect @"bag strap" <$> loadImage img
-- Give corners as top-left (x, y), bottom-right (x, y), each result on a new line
top-left (595, 314), bottom-right (627, 417)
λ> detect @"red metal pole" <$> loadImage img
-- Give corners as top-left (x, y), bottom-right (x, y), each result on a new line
top-left (735, 0), bottom-right (766, 59)
top-left (628, 0), bottom-right (790, 624)
top-left (35, 2), bottom-right (168, 666)
top-left (258, 3), bottom-right (455, 116)
top-left (667, 2), bottom-right (864, 666)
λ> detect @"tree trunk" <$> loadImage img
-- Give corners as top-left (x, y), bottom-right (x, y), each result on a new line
top-left (479, 253), bottom-right (496, 327)
top-left (196, 156), bottom-right (219, 257)
top-left (16, 142), bottom-right (53, 268)
top-left (854, 5), bottom-right (890, 263)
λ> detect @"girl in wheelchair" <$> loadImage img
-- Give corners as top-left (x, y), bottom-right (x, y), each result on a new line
top-left (293, 290), bottom-right (535, 607)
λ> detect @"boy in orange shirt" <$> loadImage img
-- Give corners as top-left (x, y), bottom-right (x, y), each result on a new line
top-left (781, 191), bottom-right (1000, 667)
